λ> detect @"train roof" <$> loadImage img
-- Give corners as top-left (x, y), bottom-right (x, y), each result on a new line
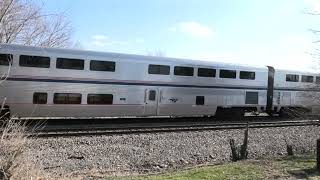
top-left (0, 43), bottom-right (317, 74)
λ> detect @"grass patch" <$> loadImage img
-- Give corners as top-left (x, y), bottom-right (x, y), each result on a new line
top-left (110, 163), bottom-right (265, 180)
top-left (275, 155), bottom-right (320, 179)
top-left (110, 155), bottom-right (320, 180)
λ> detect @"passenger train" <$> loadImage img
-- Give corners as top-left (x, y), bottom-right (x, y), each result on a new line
top-left (0, 43), bottom-right (319, 119)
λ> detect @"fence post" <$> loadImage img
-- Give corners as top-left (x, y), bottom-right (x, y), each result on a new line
top-left (317, 139), bottom-right (320, 170)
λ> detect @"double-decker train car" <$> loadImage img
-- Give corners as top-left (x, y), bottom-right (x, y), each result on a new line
top-left (0, 44), bottom-right (319, 119)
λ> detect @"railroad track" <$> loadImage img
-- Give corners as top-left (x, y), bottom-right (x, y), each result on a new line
top-left (27, 118), bottom-right (319, 137)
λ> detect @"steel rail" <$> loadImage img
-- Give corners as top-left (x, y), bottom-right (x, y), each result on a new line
top-left (28, 119), bottom-right (319, 138)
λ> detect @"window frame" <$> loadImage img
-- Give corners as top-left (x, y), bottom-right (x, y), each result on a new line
top-left (148, 64), bottom-right (170, 75)
top-left (33, 92), bottom-right (48, 104)
top-left (316, 76), bottom-right (320, 84)
top-left (53, 93), bottom-right (82, 104)
top-left (0, 54), bottom-right (13, 66)
top-left (90, 60), bottom-right (116, 72)
top-left (197, 68), bottom-right (216, 77)
top-left (196, 96), bottom-right (205, 105)
top-left (240, 71), bottom-right (255, 80)
top-left (219, 69), bottom-right (237, 79)
top-left (245, 91), bottom-right (259, 104)
top-left (301, 75), bottom-right (314, 83)
top-left (148, 90), bottom-right (156, 101)
top-left (56, 58), bottom-right (84, 70)
top-left (174, 66), bottom-right (194, 76)
top-left (19, 55), bottom-right (50, 68)
top-left (87, 94), bottom-right (113, 104)
top-left (286, 74), bottom-right (299, 82)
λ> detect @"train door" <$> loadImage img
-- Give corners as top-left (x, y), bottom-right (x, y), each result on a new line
top-left (144, 89), bottom-right (158, 116)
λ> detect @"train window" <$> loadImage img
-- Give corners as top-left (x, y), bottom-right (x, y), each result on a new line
top-left (0, 54), bottom-right (13, 66)
top-left (198, 68), bottom-right (216, 77)
top-left (148, 64), bottom-right (170, 75)
top-left (174, 66), bottom-right (194, 76)
top-left (56, 58), bottom-right (84, 70)
top-left (316, 76), bottom-right (320, 84)
top-left (90, 60), bottom-right (115, 72)
top-left (245, 92), bottom-right (258, 104)
top-left (87, 94), bottom-right (113, 104)
top-left (149, 90), bottom-right (156, 101)
top-left (286, 74), bottom-right (299, 82)
top-left (301, 75), bottom-right (314, 83)
top-left (19, 55), bottom-right (50, 68)
top-left (219, 69), bottom-right (236, 79)
top-left (33, 92), bottom-right (47, 104)
top-left (240, 71), bottom-right (255, 80)
top-left (53, 93), bottom-right (82, 104)
top-left (196, 96), bottom-right (205, 105)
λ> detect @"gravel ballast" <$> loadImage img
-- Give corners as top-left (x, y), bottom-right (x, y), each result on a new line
top-left (23, 125), bottom-right (320, 178)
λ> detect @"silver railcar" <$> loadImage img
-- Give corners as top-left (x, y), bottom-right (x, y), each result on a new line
top-left (0, 44), bottom-right (319, 118)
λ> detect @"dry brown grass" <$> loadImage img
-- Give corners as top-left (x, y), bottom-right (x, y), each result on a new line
top-left (0, 119), bottom-right (49, 180)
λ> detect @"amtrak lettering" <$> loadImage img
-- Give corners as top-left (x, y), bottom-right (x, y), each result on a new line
top-left (169, 98), bottom-right (178, 103)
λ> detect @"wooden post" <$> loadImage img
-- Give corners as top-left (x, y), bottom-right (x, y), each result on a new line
top-left (317, 139), bottom-right (320, 170)
top-left (229, 139), bottom-right (238, 162)
top-left (240, 122), bottom-right (249, 159)
top-left (286, 144), bottom-right (293, 156)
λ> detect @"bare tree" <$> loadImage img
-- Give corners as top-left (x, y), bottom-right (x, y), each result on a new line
top-left (146, 49), bottom-right (166, 57)
top-left (0, 0), bottom-right (73, 117)
top-left (0, 0), bottom-right (72, 48)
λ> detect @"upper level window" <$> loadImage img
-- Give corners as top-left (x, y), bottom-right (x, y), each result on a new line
top-left (198, 68), bottom-right (216, 77)
top-left (19, 55), bottom-right (50, 68)
top-left (301, 75), bottom-right (314, 83)
top-left (240, 71), bottom-right (255, 80)
top-left (219, 69), bottom-right (236, 79)
top-left (53, 93), bottom-right (82, 104)
top-left (90, 60), bottom-right (115, 72)
top-left (56, 58), bottom-right (84, 70)
top-left (174, 66), bottom-right (194, 76)
top-left (87, 94), bottom-right (113, 104)
top-left (148, 64), bottom-right (170, 75)
top-left (286, 74), bottom-right (299, 82)
top-left (316, 76), bottom-right (320, 84)
top-left (0, 54), bottom-right (13, 66)
top-left (33, 92), bottom-right (47, 104)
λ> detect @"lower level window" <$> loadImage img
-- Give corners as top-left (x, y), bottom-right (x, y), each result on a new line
top-left (33, 92), bottom-right (47, 104)
top-left (54, 93), bottom-right (81, 104)
top-left (245, 92), bottom-right (258, 104)
top-left (196, 96), bottom-right (205, 105)
top-left (87, 94), bottom-right (113, 104)
top-left (0, 54), bottom-right (13, 66)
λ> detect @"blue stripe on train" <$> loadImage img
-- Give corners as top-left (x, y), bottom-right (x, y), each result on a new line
top-left (5, 77), bottom-right (319, 92)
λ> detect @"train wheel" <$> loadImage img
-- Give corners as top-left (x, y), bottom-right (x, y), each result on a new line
top-left (214, 108), bottom-right (245, 121)
top-left (279, 108), bottom-right (291, 118)
top-left (278, 107), bottom-right (309, 118)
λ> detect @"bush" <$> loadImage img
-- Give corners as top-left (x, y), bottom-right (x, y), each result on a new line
top-left (0, 119), bottom-right (48, 180)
